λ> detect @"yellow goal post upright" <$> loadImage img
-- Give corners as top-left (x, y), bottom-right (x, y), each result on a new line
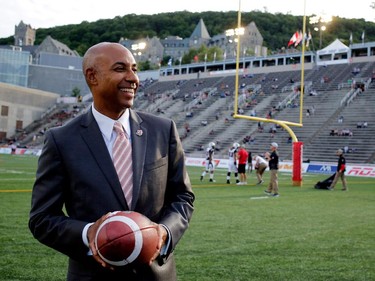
top-left (232, 0), bottom-right (308, 186)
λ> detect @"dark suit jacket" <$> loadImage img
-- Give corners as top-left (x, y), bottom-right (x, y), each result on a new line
top-left (29, 108), bottom-right (194, 281)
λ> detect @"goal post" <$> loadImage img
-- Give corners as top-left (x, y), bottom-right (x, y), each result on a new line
top-left (232, 0), bottom-right (308, 186)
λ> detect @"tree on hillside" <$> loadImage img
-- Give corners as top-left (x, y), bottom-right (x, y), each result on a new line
top-left (1, 11), bottom-right (375, 54)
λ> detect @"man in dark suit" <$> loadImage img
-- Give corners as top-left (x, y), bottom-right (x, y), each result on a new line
top-left (29, 42), bottom-right (195, 281)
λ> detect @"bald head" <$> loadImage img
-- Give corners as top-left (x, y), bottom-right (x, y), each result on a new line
top-left (82, 42), bottom-right (132, 76)
top-left (81, 42), bottom-right (139, 118)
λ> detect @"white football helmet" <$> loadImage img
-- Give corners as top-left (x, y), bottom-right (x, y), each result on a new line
top-left (209, 142), bottom-right (216, 149)
top-left (233, 142), bottom-right (240, 149)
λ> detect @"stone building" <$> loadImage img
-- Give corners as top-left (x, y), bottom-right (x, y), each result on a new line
top-left (119, 18), bottom-right (266, 66)
top-left (208, 21), bottom-right (266, 58)
top-left (14, 21), bottom-right (36, 46)
top-left (121, 36), bottom-right (164, 67)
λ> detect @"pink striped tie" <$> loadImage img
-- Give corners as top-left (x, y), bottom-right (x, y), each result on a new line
top-left (112, 121), bottom-right (133, 207)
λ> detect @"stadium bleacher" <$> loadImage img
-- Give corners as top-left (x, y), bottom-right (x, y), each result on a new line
top-left (8, 61), bottom-right (375, 164)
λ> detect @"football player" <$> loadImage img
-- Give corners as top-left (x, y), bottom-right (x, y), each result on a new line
top-left (200, 142), bottom-right (216, 182)
top-left (226, 143), bottom-right (240, 184)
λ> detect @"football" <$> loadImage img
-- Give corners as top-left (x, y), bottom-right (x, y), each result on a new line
top-left (95, 211), bottom-right (159, 266)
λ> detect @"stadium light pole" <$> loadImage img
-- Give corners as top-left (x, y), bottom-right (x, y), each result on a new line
top-left (131, 41), bottom-right (147, 61)
top-left (309, 14), bottom-right (331, 49)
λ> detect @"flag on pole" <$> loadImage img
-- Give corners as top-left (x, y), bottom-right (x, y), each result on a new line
top-left (305, 31), bottom-right (312, 47)
top-left (361, 31), bottom-right (365, 43)
top-left (288, 31), bottom-right (299, 47)
top-left (213, 52), bottom-right (217, 62)
top-left (167, 58), bottom-right (172, 67)
top-left (288, 31), bottom-right (303, 47)
top-left (204, 53), bottom-right (207, 62)
top-left (295, 31), bottom-right (303, 47)
top-left (349, 32), bottom-right (353, 45)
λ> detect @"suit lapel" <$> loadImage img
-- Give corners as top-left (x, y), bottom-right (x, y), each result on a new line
top-left (80, 109), bottom-right (128, 209)
top-left (129, 109), bottom-right (147, 209)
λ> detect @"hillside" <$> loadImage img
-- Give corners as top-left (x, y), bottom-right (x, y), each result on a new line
top-left (1, 11), bottom-right (374, 55)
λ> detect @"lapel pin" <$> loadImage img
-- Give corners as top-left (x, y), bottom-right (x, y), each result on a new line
top-left (135, 129), bottom-right (143, 137)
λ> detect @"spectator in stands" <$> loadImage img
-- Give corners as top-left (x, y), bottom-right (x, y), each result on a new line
top-left (357, 121), bottom-right (368, 128)
top-left (330, 129), bottom-right (339, 136)
top-left (269, 125), bottom-right (277, 134)
top-left (250, 109), bottom-right (256, 116)
top-left (352, 67), bottom-right (360, 75)
top-left (338, 116), bottom-right (344, 123)
top-left (310, 105), bottom-right (315, 115)
top-left (328, 149), bottom-right (348, 191)
top-left (258, 121), bottom-right (264, 132)
top-left (29, 42), bottom-right (194, 281)
top-left (342, 145), bottom-right (349, 153)
top-left (249, 135), bottom-right (255, 143)
top-left (340, 129), bottom-right (353, 136)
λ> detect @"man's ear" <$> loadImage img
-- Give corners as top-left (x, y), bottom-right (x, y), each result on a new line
top-left (86, 68), bottom-right (98, 85)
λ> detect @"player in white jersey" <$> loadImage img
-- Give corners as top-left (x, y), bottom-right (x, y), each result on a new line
top-left (200, 142), bottom-right (216, 182)
top-left (227, 143), bottom-right (240, 184)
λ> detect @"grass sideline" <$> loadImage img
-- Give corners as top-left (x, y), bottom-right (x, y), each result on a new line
top-left (0, 154), bottom-right (374, 281)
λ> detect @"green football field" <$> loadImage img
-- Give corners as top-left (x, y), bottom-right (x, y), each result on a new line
top-left (0, 154), bottom-right (374, 281)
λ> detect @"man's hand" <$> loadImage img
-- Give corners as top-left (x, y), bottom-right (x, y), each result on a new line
top-left (149, 224), bottom-right (168, 265)
top-left (87, 215), bottom-right (168, 267)
top-left (87, 213), bottom-right (113, 269)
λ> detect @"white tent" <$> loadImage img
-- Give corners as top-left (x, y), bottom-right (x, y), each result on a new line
top-left (316, 39), bottom-right (350, 65)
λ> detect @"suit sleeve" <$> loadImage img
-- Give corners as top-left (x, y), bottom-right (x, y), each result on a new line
top-left (29, 130), bottom-right (88, 261)
top-left (158, 120), bottom-right (195, 256)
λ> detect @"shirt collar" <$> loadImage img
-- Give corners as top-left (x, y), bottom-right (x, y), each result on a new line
top-left (91, 105), bottom-right (131, 141)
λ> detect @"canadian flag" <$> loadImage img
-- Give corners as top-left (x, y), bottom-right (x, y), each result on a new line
top-left (295, 31), bottom-right (303, 46)
top-left (288, 31), bottom-right (303, 47)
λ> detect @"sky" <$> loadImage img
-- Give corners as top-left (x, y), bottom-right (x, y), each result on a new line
top-left (1, 0), bottom-right (374, 38)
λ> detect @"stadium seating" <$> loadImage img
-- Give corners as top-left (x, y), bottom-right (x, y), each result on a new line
top-left (8, 61), bottom-right (375, 164)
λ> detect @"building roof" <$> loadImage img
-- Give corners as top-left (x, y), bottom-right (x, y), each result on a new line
top-left (317, 39), bottom-right (349, 55)
top-left (190, 18), bottom-right (211, 40)
top-left (36, 35), bottom-right (79, 56)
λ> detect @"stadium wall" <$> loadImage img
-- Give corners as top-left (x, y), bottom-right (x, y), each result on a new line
top-left (0, 83), bottom-right (59, 138)
top-left (0, 148), bottom-right (374, 178)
